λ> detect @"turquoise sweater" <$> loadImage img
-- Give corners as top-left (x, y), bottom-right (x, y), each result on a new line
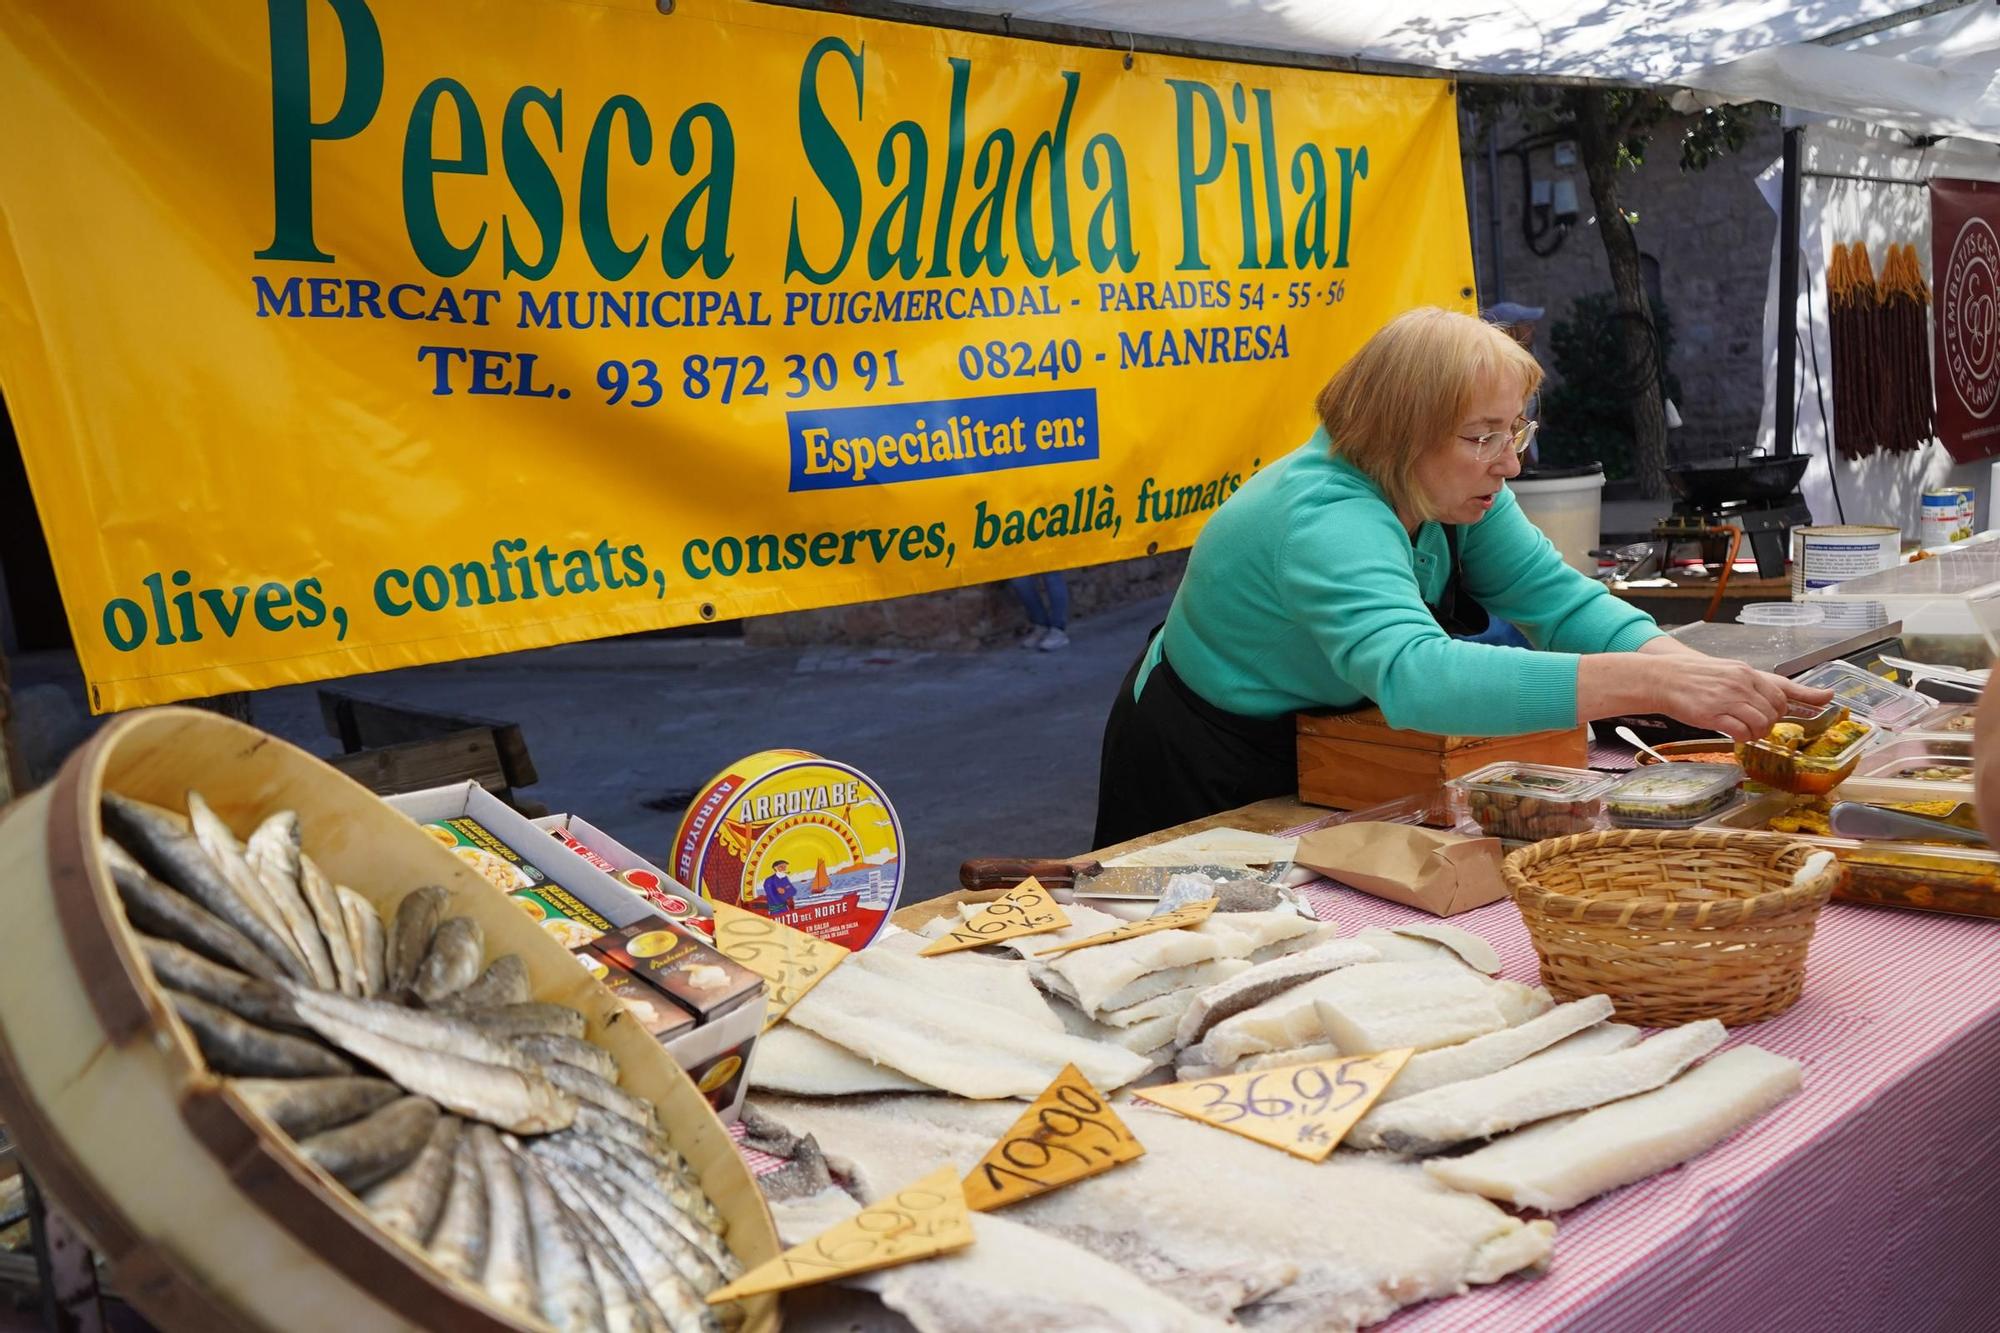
top-left (1139, 434), bottom-right (1663, 734)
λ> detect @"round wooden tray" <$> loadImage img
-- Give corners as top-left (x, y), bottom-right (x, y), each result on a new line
top-left (0, 707), bottom-right (781, 1332)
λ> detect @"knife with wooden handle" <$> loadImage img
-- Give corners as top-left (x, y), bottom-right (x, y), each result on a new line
top-left (958, 858), bottom-right (1251, 898)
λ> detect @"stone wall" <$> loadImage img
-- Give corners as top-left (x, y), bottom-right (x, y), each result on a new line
top-left (1466, 106), bottom-right (1782, 464)
top-left (743, 551), bottom-right (1187, 649)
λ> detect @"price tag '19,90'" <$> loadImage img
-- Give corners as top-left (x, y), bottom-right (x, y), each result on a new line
top-left (709, 900), bottom-right (850, 1029)
top-left (1034, 898), bottom-right (1217, 957)
top-left (963, 1063), bottom-right (1144, 1211)
top-left (920, 878), bottom-right (1070, 956)
top-left (707, 1166), bottom-right (974, 1303)
top-left (1135, 1049), bottom-right (1413, 1162)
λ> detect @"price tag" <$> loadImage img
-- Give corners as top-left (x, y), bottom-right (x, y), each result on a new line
top-left (920, 878), bottom-right (1070, 956)
top-left (963, 1063), bottom-right (1144, 1211)
top-left (709, 900), bottom-right (850, 1029)
top-left (1134, 1049), bottom-right (1412, 1162)
top-left (706, 1166), bottom-right (974, 1303)
top-left (1033, 898), bottom-right (1216, 957)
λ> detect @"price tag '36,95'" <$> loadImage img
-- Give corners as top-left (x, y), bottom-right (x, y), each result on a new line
top-left (963, 1063), bottom-right (1144, 1211)
top-left (1135, 1049), bottom-right (1412, 1162)
top-left (920, 878), bottom-right (1069, 955)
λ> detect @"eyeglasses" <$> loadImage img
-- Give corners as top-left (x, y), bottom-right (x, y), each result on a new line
top-left (1457, 419), bottom-right (1538, 463)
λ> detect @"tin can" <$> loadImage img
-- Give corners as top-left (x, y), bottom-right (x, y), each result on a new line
top-left (1949, 485), bottom-right (1977, 540)
top-left (673, 749), bottom-right (904, 951)
top-left (1790, 525), bottom-right (1898, 629)
top-left (1921, 489), bottom-right (1964, 548)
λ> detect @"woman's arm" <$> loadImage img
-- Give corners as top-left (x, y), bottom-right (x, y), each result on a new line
top-left (1461, 490), bottom-right (1663, 656)
top-left (1577, 651), bottom-right (1832, 741)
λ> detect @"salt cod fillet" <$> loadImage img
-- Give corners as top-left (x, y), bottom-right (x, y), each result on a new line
top-left (757, 1093), bottom-right (1554, 1332)
top-left (1190, 959), bottom-right (1497, 1069)
top-left (784, 963), bottom-right (1149, 1098)
top-left (1369, 996), bottom-right (1616, 1107)
top-left (858, 931), bottom-right (1064, 1031)
top-left (748, 1023), bottom-right (932, 1096)
top-left (1364, 1019), bottom-right (1727, 1156)
top-left (1174, 941), bottom-right (1381, 1048)
top-left (1042, 930), bottom-right (1225, 1015)
top-left (1424, 1045), bottom-right (1802, 1211)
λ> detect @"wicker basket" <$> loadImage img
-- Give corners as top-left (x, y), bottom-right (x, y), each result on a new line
top-left (1503, 829), bottom-right (1841, 1026)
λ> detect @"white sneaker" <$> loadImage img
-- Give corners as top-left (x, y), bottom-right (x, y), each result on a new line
top-left (1019, 626), bottom-right (1048, 649)
top-left (1037, 628), bottom-right (1071, 651)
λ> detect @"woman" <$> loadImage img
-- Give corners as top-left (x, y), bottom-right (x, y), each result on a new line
top-left (1093, 307), bottom-right (1831, 847)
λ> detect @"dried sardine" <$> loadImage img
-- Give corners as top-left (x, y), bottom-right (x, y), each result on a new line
top-left (386, 885), bottom-right (450, 996)
top-left (138, 936), bottom-right (298, 1030)
top-left (229, 1075), bottom-right (402, 1138)
top-left (186, 792), bottom-right (301, 965)
top-left (438, 955), bottom-right (531, 1013)
top-left (513, 1033), bottom-right (620, 1083)
top-left (543, 1060), bottom-right (657, 1131)
top-left (245, 811), bottom-right (338, 989)
top-left (101, 799), bottom-right (313, 984)
top-left (427, 1133), bottom-right (490, 1282)
top-left (286, 994), bottom-right (578, 1134)
top-left (300, 853), bottom-right (361, 996)
top-left (168, 991), bottom-right (352, 1078)
top-left (298, 1095), bottom-right (440, 1192)
top-left (521, 1154), bottom-right (606, 1332)
top-left (472, 1127), bottom-right (538, 1316)
top-left (460, 1002), bottom-right (590, 1041)
top-left (337, 885), bottom-right (388, 998)
top-left (412, 916), bottom-right (485, 1006)
top-left (285, 984), bottom-right (532, 1069)
top-left (363, 1114), bottom-right (463, 1240)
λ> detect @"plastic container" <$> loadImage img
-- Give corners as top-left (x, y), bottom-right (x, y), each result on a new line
top-left (1790, 659), bottom-right (1937, 732)
top-left (1509, 464), bottom-right (1604, 574)
top-left (1734, 715), bottom-right (1875, 794)
top-left (1914, 702), bottom-right (1979, 735)
top-left (1737, 602), bottom-right (1825, 627)
top-left (1855, 749), bottom-right (1974, 784)
top-left (1450, 762), bottom-right (1611, 842)
top-left (1601, 763), bottom-right (1743, 827)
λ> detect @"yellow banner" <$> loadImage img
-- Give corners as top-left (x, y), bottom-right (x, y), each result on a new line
top-left (0, 0), bottom-right (1473, 712)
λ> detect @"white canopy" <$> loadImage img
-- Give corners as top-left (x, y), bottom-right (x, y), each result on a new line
top-left (896, 1), bottom-right (2000, 141)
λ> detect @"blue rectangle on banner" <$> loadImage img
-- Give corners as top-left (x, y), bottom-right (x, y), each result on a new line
top-left (787, 388), bottom-right (1099, 492)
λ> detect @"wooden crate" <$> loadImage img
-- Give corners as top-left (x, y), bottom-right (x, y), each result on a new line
top-left (1296, 708), bottom-right (1589, 811)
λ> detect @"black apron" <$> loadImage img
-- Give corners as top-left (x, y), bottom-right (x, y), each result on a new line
top-left (1092, 525), bottom-right (1488, 848)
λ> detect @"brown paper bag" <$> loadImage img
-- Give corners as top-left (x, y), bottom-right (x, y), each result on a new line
top-left (1293, 822), bottom-right (1508, 917)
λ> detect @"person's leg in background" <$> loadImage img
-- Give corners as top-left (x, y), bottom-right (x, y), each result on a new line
top-left (1008, 575), bottom-right (1051, 648)
top-left (1038, 571), bottom-right (1071, 650)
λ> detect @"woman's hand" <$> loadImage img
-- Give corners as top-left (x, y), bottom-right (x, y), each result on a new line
top-left (1579, 648), bottom-right (1835, 741)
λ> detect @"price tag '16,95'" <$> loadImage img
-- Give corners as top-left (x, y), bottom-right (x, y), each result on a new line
top-left (920, 878), bottom-right (1070, 955)
top-left (707, 1166), bottom-right (975, 1304)
top-left (1034, 898), bottom-right (1217, 957)
top-left (710, 900), bottom-right (850, 1028)
top-left (963, 1063), bottom-right (1145, 1211)
top-left (1135, 1049), bottom-right (1413, 1162)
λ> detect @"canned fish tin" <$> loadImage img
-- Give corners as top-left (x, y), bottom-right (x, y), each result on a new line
top-left (1951, 485), bottom-right (1978, 537)
top-left (673, 749), bottom-right (904, 951)
top-left (1921, 488), bottom-right (1966, 548)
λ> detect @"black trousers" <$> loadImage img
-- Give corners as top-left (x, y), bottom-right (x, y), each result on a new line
top-left (1092, 638), bottom-right (1299, 848)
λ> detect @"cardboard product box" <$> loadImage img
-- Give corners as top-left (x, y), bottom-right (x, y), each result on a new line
top-left (533, 813), bottom-right (712, 933)
top-left (590, 923), bottom-right (763, 1026)
top-left (1295, 709), bottom-right (1588, 812)
top-left (386, 783), bottom-right (764, 1119)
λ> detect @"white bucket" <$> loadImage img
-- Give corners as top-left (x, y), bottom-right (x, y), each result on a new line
top-left (1791, 525), bottom-right (1899, 629)
top-left (1509, 465), bottom-right (1605, 574)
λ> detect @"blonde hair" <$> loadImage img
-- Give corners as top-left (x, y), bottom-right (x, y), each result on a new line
top-left (1314, 307), bottom-right (1544, 522)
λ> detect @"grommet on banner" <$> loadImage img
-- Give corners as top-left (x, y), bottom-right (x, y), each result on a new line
top-left (1123, 32), bottom-right (1135, 70)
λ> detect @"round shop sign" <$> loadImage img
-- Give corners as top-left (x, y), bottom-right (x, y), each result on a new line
top-left (1941, 216), bottom-right (2000, 421)
top-left (673, 750), bottom-right (905, 951)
